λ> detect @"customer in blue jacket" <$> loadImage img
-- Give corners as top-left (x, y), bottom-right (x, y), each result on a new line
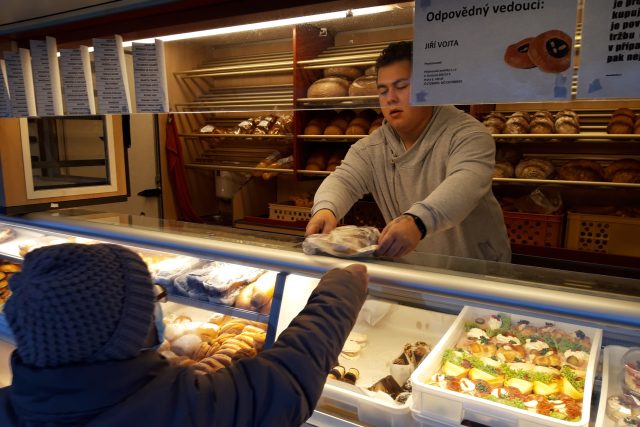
top-left (0, 243), bottom-right (368, 426)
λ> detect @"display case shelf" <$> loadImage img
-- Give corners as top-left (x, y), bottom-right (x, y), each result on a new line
top-left (493, 133), bottom-right (640, 141)
top-left (492, 178), bottom-right (640, 188)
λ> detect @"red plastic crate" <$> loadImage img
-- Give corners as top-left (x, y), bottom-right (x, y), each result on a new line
top-left (503, 211), bottom-right (564, 247)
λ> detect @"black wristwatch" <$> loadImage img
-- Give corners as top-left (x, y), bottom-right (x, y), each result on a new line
top-left (403, 213), bottom-right (427, 240)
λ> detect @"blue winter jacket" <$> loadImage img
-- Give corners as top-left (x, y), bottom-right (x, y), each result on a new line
top-left (0, 268), bottom-right (366, 427)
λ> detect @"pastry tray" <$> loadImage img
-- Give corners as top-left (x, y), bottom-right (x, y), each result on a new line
top-left (411, 306), bottom-right (603, 427)
top-left (320, 301), bottom-right (456, 427)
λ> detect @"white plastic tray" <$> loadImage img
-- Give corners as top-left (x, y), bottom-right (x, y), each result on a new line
top-left (320, 302), bottom-right (456, 427)
top-left (411, 306), bottom-right (603, 427)
top-left (595, 345), bottom-right (631, 427)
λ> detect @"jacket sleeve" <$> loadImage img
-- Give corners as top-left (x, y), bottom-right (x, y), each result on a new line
top-left (405, 126), bottom-right (496, 235)
top-left (311, 144), bottom-right (371, 220)
top-left (189, 269), bottom-right (367, 427)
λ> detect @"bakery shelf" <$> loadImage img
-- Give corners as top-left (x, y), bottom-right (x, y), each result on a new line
top-left (174, 52), bottom-right (293, 79)
top-left (297, 40), bottom-right (408, 69)
top-left (492, 177), bottom-right (640, 188)
top-left (168, 294), bottom-right (269, 323)
top-left (180, 133), bottom-right (292, 141)
top-left (297, 95), bottom-right (379, 108)
top-left (186, 164), bottom-right (295, 175)
top-left (297, 135), bottom-right (364, 142)
top-left (296, 170), bottom-right (331, 176)
top-left (493, 133), bottom-right (640, 141)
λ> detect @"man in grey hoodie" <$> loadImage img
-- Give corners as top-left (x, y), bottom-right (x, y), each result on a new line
top-left (306, 41), bottom-right (511, 262)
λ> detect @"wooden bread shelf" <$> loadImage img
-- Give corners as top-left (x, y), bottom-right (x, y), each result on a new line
top-left (181, 133), bottom-right (292, 140)
top-left (492, 178), bottom-right (640, 189)
top-left (297, 135), bottom-right (364, 141)
top-left (493, 133), bottom-right (640, 141)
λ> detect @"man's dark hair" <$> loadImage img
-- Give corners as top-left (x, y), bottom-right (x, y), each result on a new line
top-left (376, 41), bottom-right (413, 71)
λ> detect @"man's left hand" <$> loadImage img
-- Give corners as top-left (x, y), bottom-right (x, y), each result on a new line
top-left (375, 215), bottom-right (422, 257)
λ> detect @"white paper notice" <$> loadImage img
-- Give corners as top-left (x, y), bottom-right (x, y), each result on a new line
top-left (577, 0), bottom-right (640, 99)
top-left (412, 0), bottom-right (578, 105)
top-left (93, 35), bottom-right (132, 114)
top-left (0, 60), bottom-right (10, 117)
top-left (30, 37), bottom-right (64, 116)
top-left (60, 46), bottom-right (96, 115)
top-left (4, 49), bottom-right (37, 117)
top-left (132, 40), bottom-right (169, 113)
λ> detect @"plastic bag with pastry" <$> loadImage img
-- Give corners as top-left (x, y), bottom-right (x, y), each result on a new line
top-left (302, 225), bottom-right (380, 258)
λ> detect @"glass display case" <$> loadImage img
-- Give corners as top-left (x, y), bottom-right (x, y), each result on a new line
top-left (0, 209), bottom-right (637, 426)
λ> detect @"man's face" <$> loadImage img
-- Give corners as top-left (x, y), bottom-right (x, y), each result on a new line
top-left (377, 59), bottom-right (431, 135)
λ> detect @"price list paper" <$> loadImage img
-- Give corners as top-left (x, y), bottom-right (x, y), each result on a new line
top-left (0, 60), bottom-right (10, 117)
top-left (60, 46), bottom-right (96, 115)
top-left (30, 37), bottom-right (64, 116)
top-left (577, 0), bottom-right (640, 99)
top-left (3, 49), bottom-right (37, 117)
top-left (132, 40), bottom-right (169, 113)
top-left (93, 35), bottom-right (131, 114)
top-left (411, 0), bottom-right (578, 105)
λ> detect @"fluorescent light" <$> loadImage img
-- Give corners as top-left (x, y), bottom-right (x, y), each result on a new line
top-left (124, 5), bottom-right (397, 45)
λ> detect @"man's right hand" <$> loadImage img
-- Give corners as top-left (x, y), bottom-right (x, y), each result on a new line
top-left (305, 209), bottom-right (338, 236)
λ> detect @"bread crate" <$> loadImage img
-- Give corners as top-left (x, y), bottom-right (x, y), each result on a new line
top-left (268, 202), bottom-right (311, 222)
top-left (410, 306), bottom-right (602, 427)
top-left (565, 212), bottom-right (640, 257)
top-left (503, 211), bottom-right (564, 247)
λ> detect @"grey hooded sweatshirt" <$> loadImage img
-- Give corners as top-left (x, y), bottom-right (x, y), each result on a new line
top-left (312, 105), bottom-right (511, 262)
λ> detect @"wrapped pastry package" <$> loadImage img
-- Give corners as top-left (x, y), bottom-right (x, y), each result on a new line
top-left (302, 225), bottom-right (380, 258)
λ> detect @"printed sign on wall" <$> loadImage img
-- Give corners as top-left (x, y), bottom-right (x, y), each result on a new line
top-left (93, 35), bottom-right (132, 114)
top-left (59, 46), bottom-right (96, 115)
top-left (412, 0), bottom-right (578, 105)
top-left (30, 37), bottom-right (64, 116)
top-left (577, 0), bottom-right (640, 99)
top-left (132, 40), bottom-right (169, 113)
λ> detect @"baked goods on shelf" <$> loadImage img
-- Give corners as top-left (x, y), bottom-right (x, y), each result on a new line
top-left (161, 314), bottom-right (267, 374)
top-left (493, 161), bottom-right (515, 178)
top-left (557, 160), bottom-right (604, 182)
top-left (496, 146), bottom-right (522, 165)
top-left (234, 271), bottom-right (277, 314)
top-left (505, 113), bottom-right (530, 134)
top-left (303, 109), bottom-right (379, 136)
top-left (307, 77), bottom-right (350, 98)
top-left (483, 112), bottom-right (507, 134)
top-left (515, 158), bottom-right (555, 179)
top-left (349, 75), bottom-right (377, 96)
top-left (530, 116), bottom-right (555, 134)
top-left (0, 261), bottom-right (20, 309)
top-left (608, 108), bottom-right (637, 134)
top-left (324, 66), bottom-right (363, 80)
top-left (605, 159), bottom-right (640, 183)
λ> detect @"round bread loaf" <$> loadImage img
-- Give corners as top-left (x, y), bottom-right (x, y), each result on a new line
top-left (324, 66), bottom-right (363, 80)
top-left (493, 161), bottom-right (515, 178)
top-left (304, 124), bottom-right (324, 135)
top-left (555, 109), bottom-right (580, 123)
top-left (307, 77), bottom-right (350, 98)
top-left (557, 160), bottom-right (604, 181)
top-left (305, 150), bottom-right (330, 170)
top-left (530, 117), bottom-right (555, 134)
top-left (604, 158), bottom-right (640, 180)
top-left (349, 75), bottom-right (378, 96)
top-left (610, 169), bottom-right (640, 183)
top-left (527, 30), bottom-right (572, 73)
top-left (505, 116), bottom-right (530, 134)
top-left (612, 107), bottom-right (636, 119)
top-left (364, 65), bottom-right (376, 76)
top-left (607, 115), bottom-right (634, 134)
top-left (483, 117), bottom-right (506, 134)
top-left (346, 125), bottom-right (367, 135)
top-left (510, 111), bottom-right (531, 122)
top-left (515, 158), bottom-right (555, 179)
top-left (555, 116), bottom-right (580, 134)
top-left (533, 110), bottom-right (554, 121)
top-left (323, 125), bottom-right (345, 135)
top-left (368, 116), bottom-right (384, 134)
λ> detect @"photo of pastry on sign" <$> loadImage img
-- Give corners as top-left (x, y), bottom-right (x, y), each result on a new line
top-left (505, 30), bottom-right (573, 73)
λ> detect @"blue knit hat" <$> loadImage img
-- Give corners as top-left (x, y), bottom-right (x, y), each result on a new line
top-left (5, 243), bottom-right (155, 368)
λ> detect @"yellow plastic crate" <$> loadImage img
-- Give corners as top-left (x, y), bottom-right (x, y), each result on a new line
top-left (565, 212), bottom-right (640, 257)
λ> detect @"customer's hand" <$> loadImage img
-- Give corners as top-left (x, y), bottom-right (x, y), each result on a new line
top-left (375, 215), bottom-right (421, 257)
top-left (343, 264), bottom-right (368, 293)
top-left (305, 209), bottom-right (338, 236)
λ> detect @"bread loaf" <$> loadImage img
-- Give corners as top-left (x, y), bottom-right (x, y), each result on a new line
top-left (324, 66), bottom-right (363, 80)
top-left (607, 115), bottom-right (634, 134)
top-left (505, 115), bottom-right (530, 134)
top-left (604, 158), bottom-right (640, 180)
top-left (307, 77), bottom-right (350, 98)
top-left (345, 117), bottom-right (370, 135)
top-left (610, 169), bottom-right (640, 183)
top-left (533, 110), bottom-right (554, 121)
top-left (349, 75), bottom-right (378, 96)
top-left (530, 117), bottom-right (554, 134)
top-left (557, 160), bottom-right (604, 181)
top-left (612, 107), bottom-right (636, 119)
top-left (555, 109), bottom-right (579, 124)
top-left (267, 114), bottom-right (292, 135)
top-left (324, 117), bottom-right (349, 135)
top-left (555, 116), bottom-right (580, 134)
top-left (233, 118), bottom-right (255, 134)
top-left (305, 150), bottom-right (330, 171)
top-left (515, 158), bottom-right (555, 179)
top-left (326, 150), bottom-right (346, 172)
top-left (493, 161), bottom-right (515, 178)
top-left (252, 115), bottom-right (277, 135)
top-left (495, 146), bottom-right (522, 165)
top-left (369, 116), bottom-right (384, 134)
top-left (364, 65), bottom-right (376, 76)
top-left (483, 114), bottom-right (506, 134)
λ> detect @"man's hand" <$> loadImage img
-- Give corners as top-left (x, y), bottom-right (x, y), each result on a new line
top-left (305, 209), bottom-right (338, 236)
top-left (343, 264), bottom-right (368, 293)
top-left (375, 215), bottom-right (421, 257)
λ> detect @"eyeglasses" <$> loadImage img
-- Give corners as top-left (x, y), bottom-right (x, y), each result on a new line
top-left (153, 284), bottom-right (168, 303)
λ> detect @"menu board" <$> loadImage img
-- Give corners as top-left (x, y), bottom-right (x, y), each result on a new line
top-left (3, 49), bottom-right (37, 117)
top-left (93, 35), bottom-right (131, 114)
top-left (59, 46), bottom-right (96, 115)
top-left (30, 37), bottom-right (64, 116)
top-left (132, 40), bottom-right (169, 113)
top-left (577, 0), bottom-right (640, 99)
top-left (411, 0), bottom-right (578, 105)
top-left (0, 60), bottom-right (10, 117)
